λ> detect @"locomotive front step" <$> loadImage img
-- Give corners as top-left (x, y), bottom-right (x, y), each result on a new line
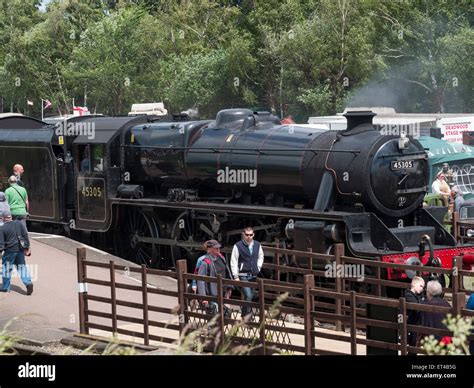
top-left (388, 226), bottom-right (435, 248)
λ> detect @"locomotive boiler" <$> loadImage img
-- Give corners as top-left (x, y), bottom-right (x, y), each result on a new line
top-left (128, 109), bottom-right (427, 217)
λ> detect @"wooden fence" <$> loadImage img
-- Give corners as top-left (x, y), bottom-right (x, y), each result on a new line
top-left (77, 246), bottom-right (474, 355)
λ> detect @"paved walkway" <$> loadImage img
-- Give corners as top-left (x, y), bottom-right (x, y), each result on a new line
top-left (0, 233), bottom-right (177, 346)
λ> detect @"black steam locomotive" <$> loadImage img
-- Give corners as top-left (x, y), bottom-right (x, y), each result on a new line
top-left (0, 109), bottom-right (468, 280)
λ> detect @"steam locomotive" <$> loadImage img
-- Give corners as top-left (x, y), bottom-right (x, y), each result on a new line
top-left (0, 109), bottom-right (471, 282)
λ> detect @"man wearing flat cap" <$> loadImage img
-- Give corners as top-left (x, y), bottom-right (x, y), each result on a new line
top-left (196, 239), bottom-right (233, 315)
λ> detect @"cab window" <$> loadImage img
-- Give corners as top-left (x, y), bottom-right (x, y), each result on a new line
top-left (91, 145), bottom-right (105, 172)
top-left (78, 145), bottom-right (91, 173)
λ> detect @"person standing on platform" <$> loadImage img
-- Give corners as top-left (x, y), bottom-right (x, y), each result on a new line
top-left (404, 276), bottom-right (425, 353)
top-left (196, 239), bottom-right (233, 316)
top-left (13, 164), bottom-right (25, 187)
top-left (0, 210), bottom-right (33, 294)
top-left (0, 192), bottom-right (11, 227)
top-left (5, 176), bottom-right (29, 230)
top-left (230, 227), bottom-right (264, 318)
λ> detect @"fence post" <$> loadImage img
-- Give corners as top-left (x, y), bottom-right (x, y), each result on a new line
top-left (176, 260), bottom-right (188, 336)
top-left (452, 211), bottom-right (459, 242)
top-left (304, 274), bottom-right (315, 355)
top-left (451, 255), bottom-right (463, 294)
top-left (350, 291), bottom-right (357, 355)
top-left (258, 278), bottom-right (266, 355)
top-left (217, 275), bottom-right (225, 350)
top-left (376, 266), bottom-right (382, 297)
top-left (452, 293), bottom-right (466, 317)
top-left (110, 260), bottom-right (118, 335)
top-left (399, 297), bottom-right (407, 356)
top-left (76, 247), bottom-right (89, 335)
top-left (307, 247), bottom-right (313, 271)
top-left (275, 239), bottom-right (281, 282)
top-left (141, 265), bottom-right (150, 346)
top-left (334, 244), bottom-right (344, 332)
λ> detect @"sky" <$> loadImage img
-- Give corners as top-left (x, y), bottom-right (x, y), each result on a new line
top-left (39, 0), bottom-right (52, 12)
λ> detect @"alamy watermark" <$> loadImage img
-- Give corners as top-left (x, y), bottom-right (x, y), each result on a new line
top-left (379, 123), bottom-right (421, 139)
top-left (2, 263), bottom-right (39, 282)
top-left (55, 121), bottom-right (95, 140)
top-left (18, 362), bottom-right (55, 382)
top-left (217, 167), bottom-right (257, 187)
top-left (325, 262), bottom-right (364, 282)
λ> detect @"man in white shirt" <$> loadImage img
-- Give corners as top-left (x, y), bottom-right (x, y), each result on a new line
top-left (230, 227), bottom-right (264, 318)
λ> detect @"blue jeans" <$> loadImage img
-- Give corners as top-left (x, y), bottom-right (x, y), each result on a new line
top-left (2, 251), bottom-right (31, 291)
top-left (239, 274), bottom-right (257, 317)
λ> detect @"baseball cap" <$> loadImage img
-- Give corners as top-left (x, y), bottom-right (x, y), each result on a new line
top-left (205, 239), bottom-right (222, 248)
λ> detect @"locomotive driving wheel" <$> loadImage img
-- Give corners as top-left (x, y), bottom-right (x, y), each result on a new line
top-left (114, 208), bottom-right (160, 267)
top-left (170, 211), bottom-right (217, 270)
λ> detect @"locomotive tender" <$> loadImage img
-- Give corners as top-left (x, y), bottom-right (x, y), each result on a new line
top-left (0, 109), bottom-right (471, 282)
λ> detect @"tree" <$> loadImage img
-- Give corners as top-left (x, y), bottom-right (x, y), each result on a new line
top-left (145, 0), bottom-right (257, 116)
top-left (276, 0), bottom-right (384, 118)
top-left (68, 6), bottom-right (163, 115)
top-left (0, 0), bottom-right (105, 115)
top-left (0, 0), bottom-right (43, 113)
top-left (158, 34), bottom-right (257, 117)
top-left (363, 0), bottom-right (473, 113)
top-left (244, 0), bottom-right (318, 117)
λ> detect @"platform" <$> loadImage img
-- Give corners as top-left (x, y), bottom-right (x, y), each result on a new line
top-left (0, 233), bottom-right (177, 346)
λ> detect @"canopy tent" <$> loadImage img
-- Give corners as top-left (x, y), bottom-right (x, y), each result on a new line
top-left (418, 136), bottom-right (474, 197)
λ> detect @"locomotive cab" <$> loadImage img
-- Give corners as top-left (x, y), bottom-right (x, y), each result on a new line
top-left (71, 116), bottom-right (148, 231)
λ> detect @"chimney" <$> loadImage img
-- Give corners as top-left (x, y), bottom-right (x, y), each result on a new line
top-left (343, 110), bottom-right (376, 131)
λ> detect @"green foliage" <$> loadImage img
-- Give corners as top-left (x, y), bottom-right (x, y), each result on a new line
top-left (0, 320), bottom-right (20, 355)
top-left (160, 32), bottom-right (257, 117)
top-left (0, 0), bottom-right (471, 118)
top-left (275, 0), bottom-right (384, 118)
top-left (99, 334), bottom-right (139, 355)
top-left (421, 314), bottom-right (472, 355)
top-left (68, 6), bottom-right (163, 115)
top-left (366, 0), bottom-right (473, 113)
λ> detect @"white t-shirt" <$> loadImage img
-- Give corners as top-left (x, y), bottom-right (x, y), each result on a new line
top-left (431, 179), bottom-right (450, 195)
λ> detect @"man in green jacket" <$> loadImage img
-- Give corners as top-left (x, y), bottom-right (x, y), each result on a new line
top-left (5, 176), bottom-right (29, 229)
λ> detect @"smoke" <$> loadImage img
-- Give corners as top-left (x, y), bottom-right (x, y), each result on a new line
top-left (346, 62), bottom-right (432, 112)
top-left (346, 79), bottom-right (408, 110)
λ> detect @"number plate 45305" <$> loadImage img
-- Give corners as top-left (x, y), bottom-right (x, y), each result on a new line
top-left (391, 160), bottom-right (414, 170)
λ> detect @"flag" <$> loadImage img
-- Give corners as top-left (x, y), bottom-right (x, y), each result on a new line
top-left (43, 99), bottom-right (52, 109)
top-left (73, 106), bottom-right (89, 116)
top-left (27, 100), bottom-right (33, 106)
